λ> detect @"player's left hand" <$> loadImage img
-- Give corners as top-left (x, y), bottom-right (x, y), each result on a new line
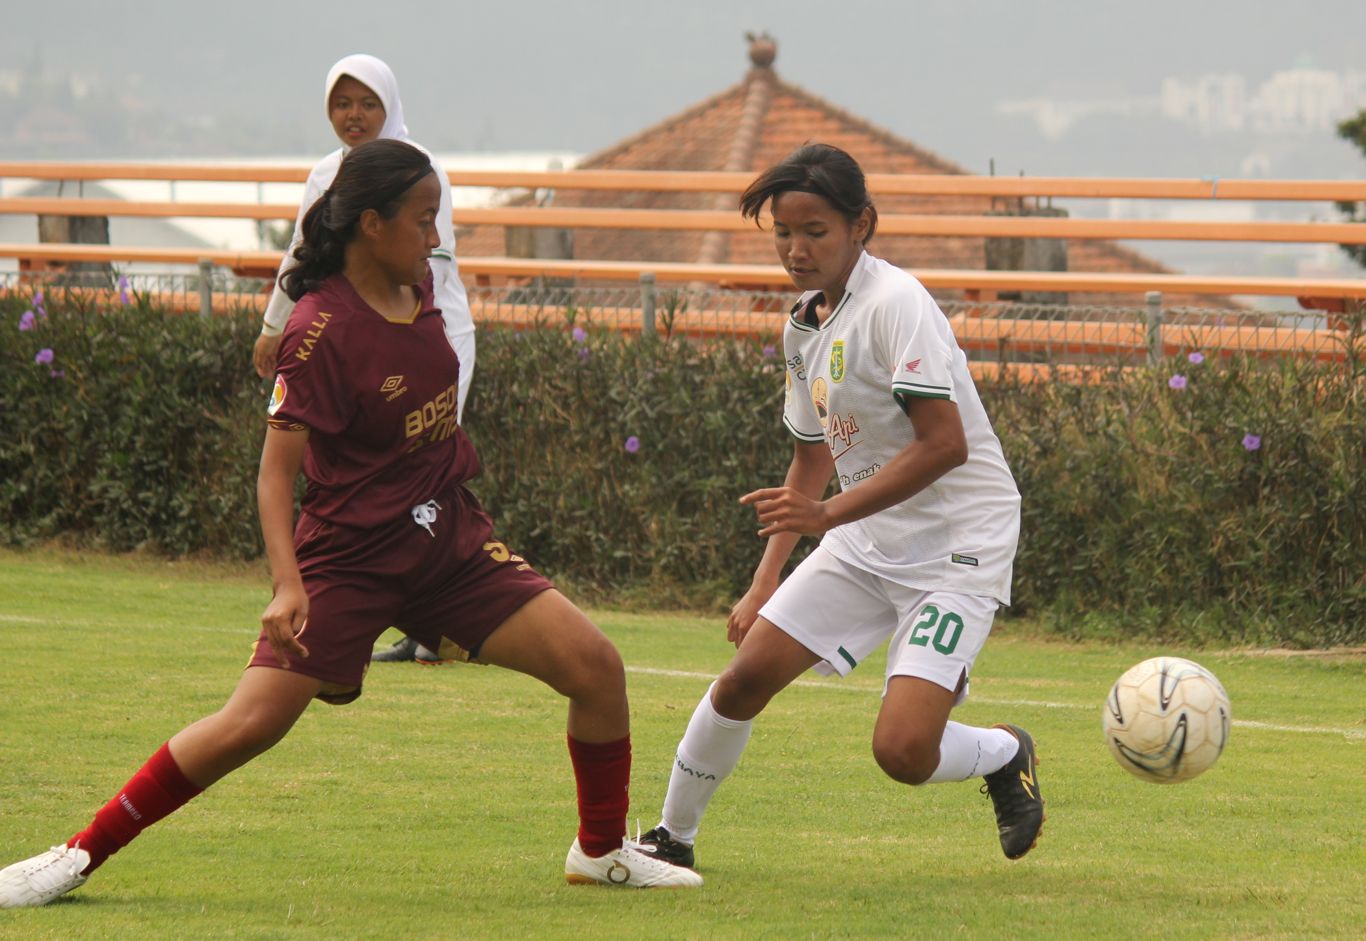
top-left (253, 332), bottom-right (284, 379)
top-left (740, 486), bottom-right (831, 537)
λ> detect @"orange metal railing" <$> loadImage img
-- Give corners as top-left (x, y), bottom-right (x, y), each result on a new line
top-left (9, 282), bottom-right (1360, 368)
top-left (4, 161), bottom-right (1366, 200)
top-left (4, 197), bottom-right (1365, 245)
top-left (4, 243), bottom-right (1364, 304)
top-left (3, 162), bottom-right (1364, 376)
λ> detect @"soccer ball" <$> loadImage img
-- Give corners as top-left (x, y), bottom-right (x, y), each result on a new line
top-left (1102, 657), bottom-right (1231, 784)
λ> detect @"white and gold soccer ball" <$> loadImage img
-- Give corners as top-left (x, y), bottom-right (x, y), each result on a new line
top-left (1102, 657), bottom-right (1231, 784)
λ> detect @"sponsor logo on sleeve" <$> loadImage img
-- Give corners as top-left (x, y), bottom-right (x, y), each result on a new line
top-left (904, 358), bottom-right (922, 374)
top-left (267, 375), bottom-right (287, 416)
top-left (811, 376), bottom-right (830, 429)
top-left (294, 310), bottom-right (333, 362)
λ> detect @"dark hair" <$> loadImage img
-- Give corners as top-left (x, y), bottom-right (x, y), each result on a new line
top-left (739, 143), bottom-right (878, 244)
top-left (281, 138), bottom-right (434, 300)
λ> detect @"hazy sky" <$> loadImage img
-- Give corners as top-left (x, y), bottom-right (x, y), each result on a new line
top-left (6, 0), bottom-right (1365, 171)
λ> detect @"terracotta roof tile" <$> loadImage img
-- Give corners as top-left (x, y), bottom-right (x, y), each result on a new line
top-left (458, 59), bottom-right (1240, 309)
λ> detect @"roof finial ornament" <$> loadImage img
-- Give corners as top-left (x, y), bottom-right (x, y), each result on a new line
top-left (745, 31), bottom-right (776, 69)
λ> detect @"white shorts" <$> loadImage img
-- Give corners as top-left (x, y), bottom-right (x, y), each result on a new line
top-left (758, 545), bottom-right (999, 703)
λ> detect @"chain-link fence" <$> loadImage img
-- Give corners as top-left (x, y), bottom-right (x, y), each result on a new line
top-left (2, 269), bottom-right (1357, 369)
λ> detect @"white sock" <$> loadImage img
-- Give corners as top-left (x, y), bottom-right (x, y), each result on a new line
top-left (658, 683), bottom-right (753, 843)
top-left (924, 722), bottom-right (1020, 783)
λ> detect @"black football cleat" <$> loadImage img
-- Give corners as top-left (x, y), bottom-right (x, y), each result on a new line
top-left (370, 636), bottom-right (419, 662)
top-left (631, 826), bottom-right (696, 870)
top-left (981, 724), bottom-right (1045, 860)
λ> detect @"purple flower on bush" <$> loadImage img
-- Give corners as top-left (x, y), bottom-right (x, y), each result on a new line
top-left (49, 369), bottom-right (65, 379)
top-left (1188, 351), bottom-right (1205, 364)
top-left (117, 275), bottom-right (131, 305)
top-left (33, 290), bottom-right (45, 311)
top-left (761, 343), bottom-right (777, 359)
top-left (1168, 374), bottom-right (1187, 390)
top-left (35, 347), bottom-right (54, 365)
top-left (19, 310), bottom-right (36, 331)
top-left (624, 435), bottom-right (641, 454)
top-left (576, 346), bottom-right (591, 362)
top-left (1242, 433), bottom-right (1262, 451)
top-left (571, 326), bottom-right (587, 344)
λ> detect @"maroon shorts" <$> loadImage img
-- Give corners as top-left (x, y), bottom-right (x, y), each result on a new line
top-left (247, 484), bottom-right (553, 704)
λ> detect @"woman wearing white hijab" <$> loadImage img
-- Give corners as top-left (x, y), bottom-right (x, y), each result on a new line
top-left (253, 54), bottom-right (476, 664)
top-left (252, 54), bottom-right (476, 424)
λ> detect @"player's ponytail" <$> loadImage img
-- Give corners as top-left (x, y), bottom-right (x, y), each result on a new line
top-left (281, 139), bottom-right (434, 301)
top-left (740, 143), bottom-right (878, 244)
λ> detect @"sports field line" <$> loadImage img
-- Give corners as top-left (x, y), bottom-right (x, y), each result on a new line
top-left (3, 617), bottom-right (1360, 741)
top-left (625, 665), bottom-right (1366, 742)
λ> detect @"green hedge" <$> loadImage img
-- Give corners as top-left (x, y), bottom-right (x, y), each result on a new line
top-left (1, 289), bottom-right (265, 558)
top-left (996, 351), bottom-right (1365, 646)
top-left (3, 291), bottom-right (1362, 645)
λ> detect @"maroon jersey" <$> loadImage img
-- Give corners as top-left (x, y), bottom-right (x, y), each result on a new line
top-left (266, 270), bottom-right (479, 528)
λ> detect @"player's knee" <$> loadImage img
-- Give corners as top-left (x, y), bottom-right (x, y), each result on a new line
top-left (712, 665), bottom-right (774, 721)
top-left (872, 734), bottom-right (939, 786)
top-left (559, 630), bottom-right (625, 701)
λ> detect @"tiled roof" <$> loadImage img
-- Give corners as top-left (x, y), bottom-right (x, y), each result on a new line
top-left (458, 44), bottom-right (1240, 310)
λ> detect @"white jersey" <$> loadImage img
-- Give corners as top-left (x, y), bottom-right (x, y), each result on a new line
top-left (781, 251), bottom-right (1020, 604)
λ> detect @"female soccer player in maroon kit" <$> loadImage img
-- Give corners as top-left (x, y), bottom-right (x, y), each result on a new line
top-left (0, 139), bottom-right (700, 908)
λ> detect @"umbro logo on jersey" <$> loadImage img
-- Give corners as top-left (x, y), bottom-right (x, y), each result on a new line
top-left (903, 359), bottom-right (922, 374)
top-left (381, 375), bottom-right (409, 402)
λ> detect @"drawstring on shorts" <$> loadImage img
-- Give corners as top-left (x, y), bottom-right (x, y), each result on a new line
top-left (411, 500), bottom-right (441, 537)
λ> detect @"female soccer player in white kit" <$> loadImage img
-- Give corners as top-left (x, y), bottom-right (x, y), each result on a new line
top-left (634, 143), bottom-right (1045, 870)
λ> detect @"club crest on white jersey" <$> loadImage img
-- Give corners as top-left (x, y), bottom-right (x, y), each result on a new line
top-left (830, 339), bottom-right (846, 382)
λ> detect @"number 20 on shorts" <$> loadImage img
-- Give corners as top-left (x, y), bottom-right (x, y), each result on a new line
top-left (908, 604), bottom-right (963, 655)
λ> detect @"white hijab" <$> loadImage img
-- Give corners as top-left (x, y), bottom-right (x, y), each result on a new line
top-left (324, 53), bottom-right (409, 145)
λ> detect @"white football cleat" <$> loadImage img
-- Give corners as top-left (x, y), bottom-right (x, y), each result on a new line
top-left (564, 839), bottom-right (702, 888)
top-left (0, 843), bottom-right (91, 908)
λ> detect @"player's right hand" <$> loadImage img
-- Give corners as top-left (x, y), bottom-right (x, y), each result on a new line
top-left (253, 332), bottom-right (284, 379)
top-left (261, 580), bottom-right (310, 666)
top-left (727, 582), bottom-right (775, 648)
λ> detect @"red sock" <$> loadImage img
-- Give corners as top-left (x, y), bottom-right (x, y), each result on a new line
top-left (67, 742), bottom-right (204, 874)
top-left (566, 734), bottom-right (631, 857)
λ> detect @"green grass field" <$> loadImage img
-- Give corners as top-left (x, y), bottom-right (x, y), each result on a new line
top-left (1, 548), bottom-right (1363, 940)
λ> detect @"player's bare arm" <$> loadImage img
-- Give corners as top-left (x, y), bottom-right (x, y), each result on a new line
top-left (257, 425), bottom-right (311, 664)
top-left (749, 396), bottom-right (967, 540)
top-left (729, 439), bottom-right (834, 646)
